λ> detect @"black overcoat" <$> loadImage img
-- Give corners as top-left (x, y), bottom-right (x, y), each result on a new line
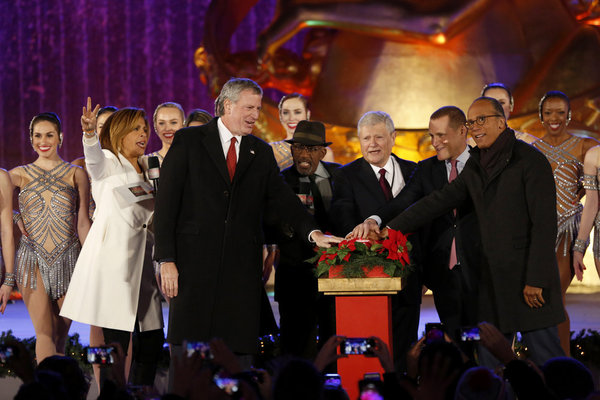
top-left (388, 130), bottom-right (565, 332)
top-left (154, 118), bottom-right (316, 353)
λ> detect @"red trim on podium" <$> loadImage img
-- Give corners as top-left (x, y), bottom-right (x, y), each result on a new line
top-left (336, 295), bottom-right (393, 400)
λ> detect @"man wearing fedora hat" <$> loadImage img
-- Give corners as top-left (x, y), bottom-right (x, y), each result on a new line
top-left (264, 120), bottom-right (341, 358)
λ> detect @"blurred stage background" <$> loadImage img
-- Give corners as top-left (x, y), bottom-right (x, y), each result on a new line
top-left (1, 0), bottom-right (600, 287)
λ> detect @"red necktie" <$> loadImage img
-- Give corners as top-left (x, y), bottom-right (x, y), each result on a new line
top-left (227, 137), bottom-right (237, 181)
top-left (379, 168), bottom-right (392, 202)
top-left (448, 159), bottom-right (458, 269)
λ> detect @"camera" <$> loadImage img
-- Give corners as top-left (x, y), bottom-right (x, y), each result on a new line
top-left (0, 345), bottom-right (15, 363)
top-left (324, 373), bottom-right (342, 388)
top-left (460, 326), bottom-right (480, 342)
top-left (186, 341), bottom-right (213, 359)
top-left (425, 322), bottom-right (445, 344)
top-left (340, 338), bottom-right (375, 356)
top-left (213, 370), bottom-right (240, 396)
top-left (86, 346), bottom-right (115, 364)
top-left (359, 373), bottom-right (383, 400)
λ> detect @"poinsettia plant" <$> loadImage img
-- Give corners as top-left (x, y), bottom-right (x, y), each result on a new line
top-left (307, 229), bottom-right (414, 278)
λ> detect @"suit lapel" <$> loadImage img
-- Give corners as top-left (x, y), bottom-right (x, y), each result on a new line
top-left (234, 135), bottom-right (256, 183)
top-left (357, 159), bottom-right (387, 204)
top-left (202, 123), bottom-right (231, 185)
top-left (433, 159), bottom-right (448, 190)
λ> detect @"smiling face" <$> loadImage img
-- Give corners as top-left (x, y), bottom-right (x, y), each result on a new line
top-left (358, 122), bottom-right (395, 167)
top-left (120, 117), bottom-right (149, 160)
top-left (220, 89), bottom-right (262, 136)
top-left (31, 120), bottom-right (60, 159)
top-left (291, 144), bottom-right (326, 176)
top-left (483, 87), bottom-right (512, 119)
top-left (155, 107), bottom-right (184, 145)
top-left (279, 97), bottom-right (310, 137)
top-left (541, 97), bottom-right (569, 137)
top-left (467, 100), bottom-right (506, 149)
top-left (429, 115), bottom-right (467, 161)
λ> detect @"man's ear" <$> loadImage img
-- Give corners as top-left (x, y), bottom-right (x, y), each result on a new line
top-left (318, 147), bottom-right (327, 161)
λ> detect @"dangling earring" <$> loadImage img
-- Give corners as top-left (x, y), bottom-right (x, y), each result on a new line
top-left (59, 133), bottom-right (63, 148)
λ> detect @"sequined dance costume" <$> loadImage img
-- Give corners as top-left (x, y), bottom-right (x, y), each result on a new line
top-left (270, 140), bottom-right (293, 170)
top-left (533, 136), bottom-right (584, 256)
top-left (15, 162), bottom-right (81, 300)
top-left (583, 172), bottom-right (600, 259)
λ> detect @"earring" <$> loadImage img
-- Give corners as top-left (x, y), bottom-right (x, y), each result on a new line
top-left (59, 133), bottom-right (63, 148)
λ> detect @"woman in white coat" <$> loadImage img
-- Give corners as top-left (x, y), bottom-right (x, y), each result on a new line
top-left (61, 100), bottom-right (164, 386)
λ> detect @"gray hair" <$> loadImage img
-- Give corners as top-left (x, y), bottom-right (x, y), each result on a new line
top-left (357, 111), bottom-right (395, 136)
top-left (153, 102), bottom-right (185, 128)
top-left (214, 78), bottom-right (263, 117)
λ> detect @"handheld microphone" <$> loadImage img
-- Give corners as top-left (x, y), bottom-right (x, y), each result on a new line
top-left (148, 156), bottom-right (160, 194)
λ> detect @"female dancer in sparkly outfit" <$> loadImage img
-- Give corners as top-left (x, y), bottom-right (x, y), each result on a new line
top-left (9, 112), bottom-right (90, 362)
top-left (271, 93), bottom-right (334, 170)
top-left (532, 91), bottom-right (599, 355)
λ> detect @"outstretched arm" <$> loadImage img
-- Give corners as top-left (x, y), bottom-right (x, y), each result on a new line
top-left (0, 170), bottom-right (15, 314)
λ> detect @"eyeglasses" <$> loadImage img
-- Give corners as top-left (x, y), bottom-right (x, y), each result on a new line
top-left (464, 115), bottom-right (502, 130)
top-left (291, 144), bottom-right (323, 153)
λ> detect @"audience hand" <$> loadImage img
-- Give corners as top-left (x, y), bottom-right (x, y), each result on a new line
top-left (478, 322), bottom-right (517, 364)
top-left (370, 336), bottom-right (395, 373)
top-left (349, 218), bottom-right (380, 239)
top-left (406, 336), bottom-right (426, 379)
top-left (210, 338), bottom-right (242, 375)
top-left (251, 368), bottom-right (272, 400)
top-left (314, 335), bottom-right (346, 372)
top-left (523, 285), bottom-right (544, 308)
top-left (400, 352), bottom-right (459, 400)
top-left (81, 97), bottom-right (100, 134)
top-left (311, 231), bottom-right (342, 248)
top-left (161, 262), bottom-right (179, 298)
top-left (573, 251), bottom-right (586, 281)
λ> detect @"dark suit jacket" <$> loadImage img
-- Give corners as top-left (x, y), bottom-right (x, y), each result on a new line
top-left (330, 154), bottom-right (420, 304)
top-left (264, 161), bottom-right (341, 302)
top-left (376, 153), bottom-right (481, 292)
top-left (330, 154), bottom-right (417, 236)
top-left (154, 118), bottom-right (317, 352)
top-left (388, 129), bottom-right (565, 333)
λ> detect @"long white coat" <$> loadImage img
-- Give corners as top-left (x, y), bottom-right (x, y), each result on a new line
top-left (60, 136), bottom-right (163, 332)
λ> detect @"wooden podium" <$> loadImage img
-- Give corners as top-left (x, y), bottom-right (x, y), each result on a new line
top-left (318, 277), bottom-right (404, 400)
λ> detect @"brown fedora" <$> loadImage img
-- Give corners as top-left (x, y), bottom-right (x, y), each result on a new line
top-left (285, 120), bottom-right (332, 146)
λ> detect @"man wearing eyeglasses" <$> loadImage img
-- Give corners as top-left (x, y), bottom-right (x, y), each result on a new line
top-left (373, 97), bottom-right (565, 366)
top-left (264, 120), bottom-right (341, 359)
top-left (330, 111), bottom-right (418, 372)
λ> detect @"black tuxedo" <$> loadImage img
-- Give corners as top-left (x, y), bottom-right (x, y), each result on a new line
top-left (265, 161), bottom-right (341, 359)
top-left (154, 118), bottom-right (317, 353)
top-left (330, 154), bottom-right (418, 372)
top-left (376, 152), bottom-right (482, 342)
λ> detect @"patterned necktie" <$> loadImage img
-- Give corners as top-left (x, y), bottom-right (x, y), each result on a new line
top-left (448, 159), bottom-right (458, 269)
top-left (226, 137), bottom-right (237, 181)
top-left (379, 168), bottom-right (392, 202)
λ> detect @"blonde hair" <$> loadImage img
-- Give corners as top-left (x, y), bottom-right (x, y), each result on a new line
top-left (100, 108), bottom-right (148, 157)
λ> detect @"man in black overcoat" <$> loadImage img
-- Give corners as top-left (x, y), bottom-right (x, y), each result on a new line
top-left (382, 97), bottom-right (565, 366)
top-left (264, 120), bottom-right (341, 359)
top-left (330, 111), bottom-right (418, 372)
top-left (153, 78), bottom-right (341, 368)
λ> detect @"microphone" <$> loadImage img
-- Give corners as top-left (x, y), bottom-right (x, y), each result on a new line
top-left (148, 156), bottom-right (160, 194)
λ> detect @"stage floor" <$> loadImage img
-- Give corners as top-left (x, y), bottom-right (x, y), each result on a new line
top-left (1, 291), bottom-right (599, 399)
